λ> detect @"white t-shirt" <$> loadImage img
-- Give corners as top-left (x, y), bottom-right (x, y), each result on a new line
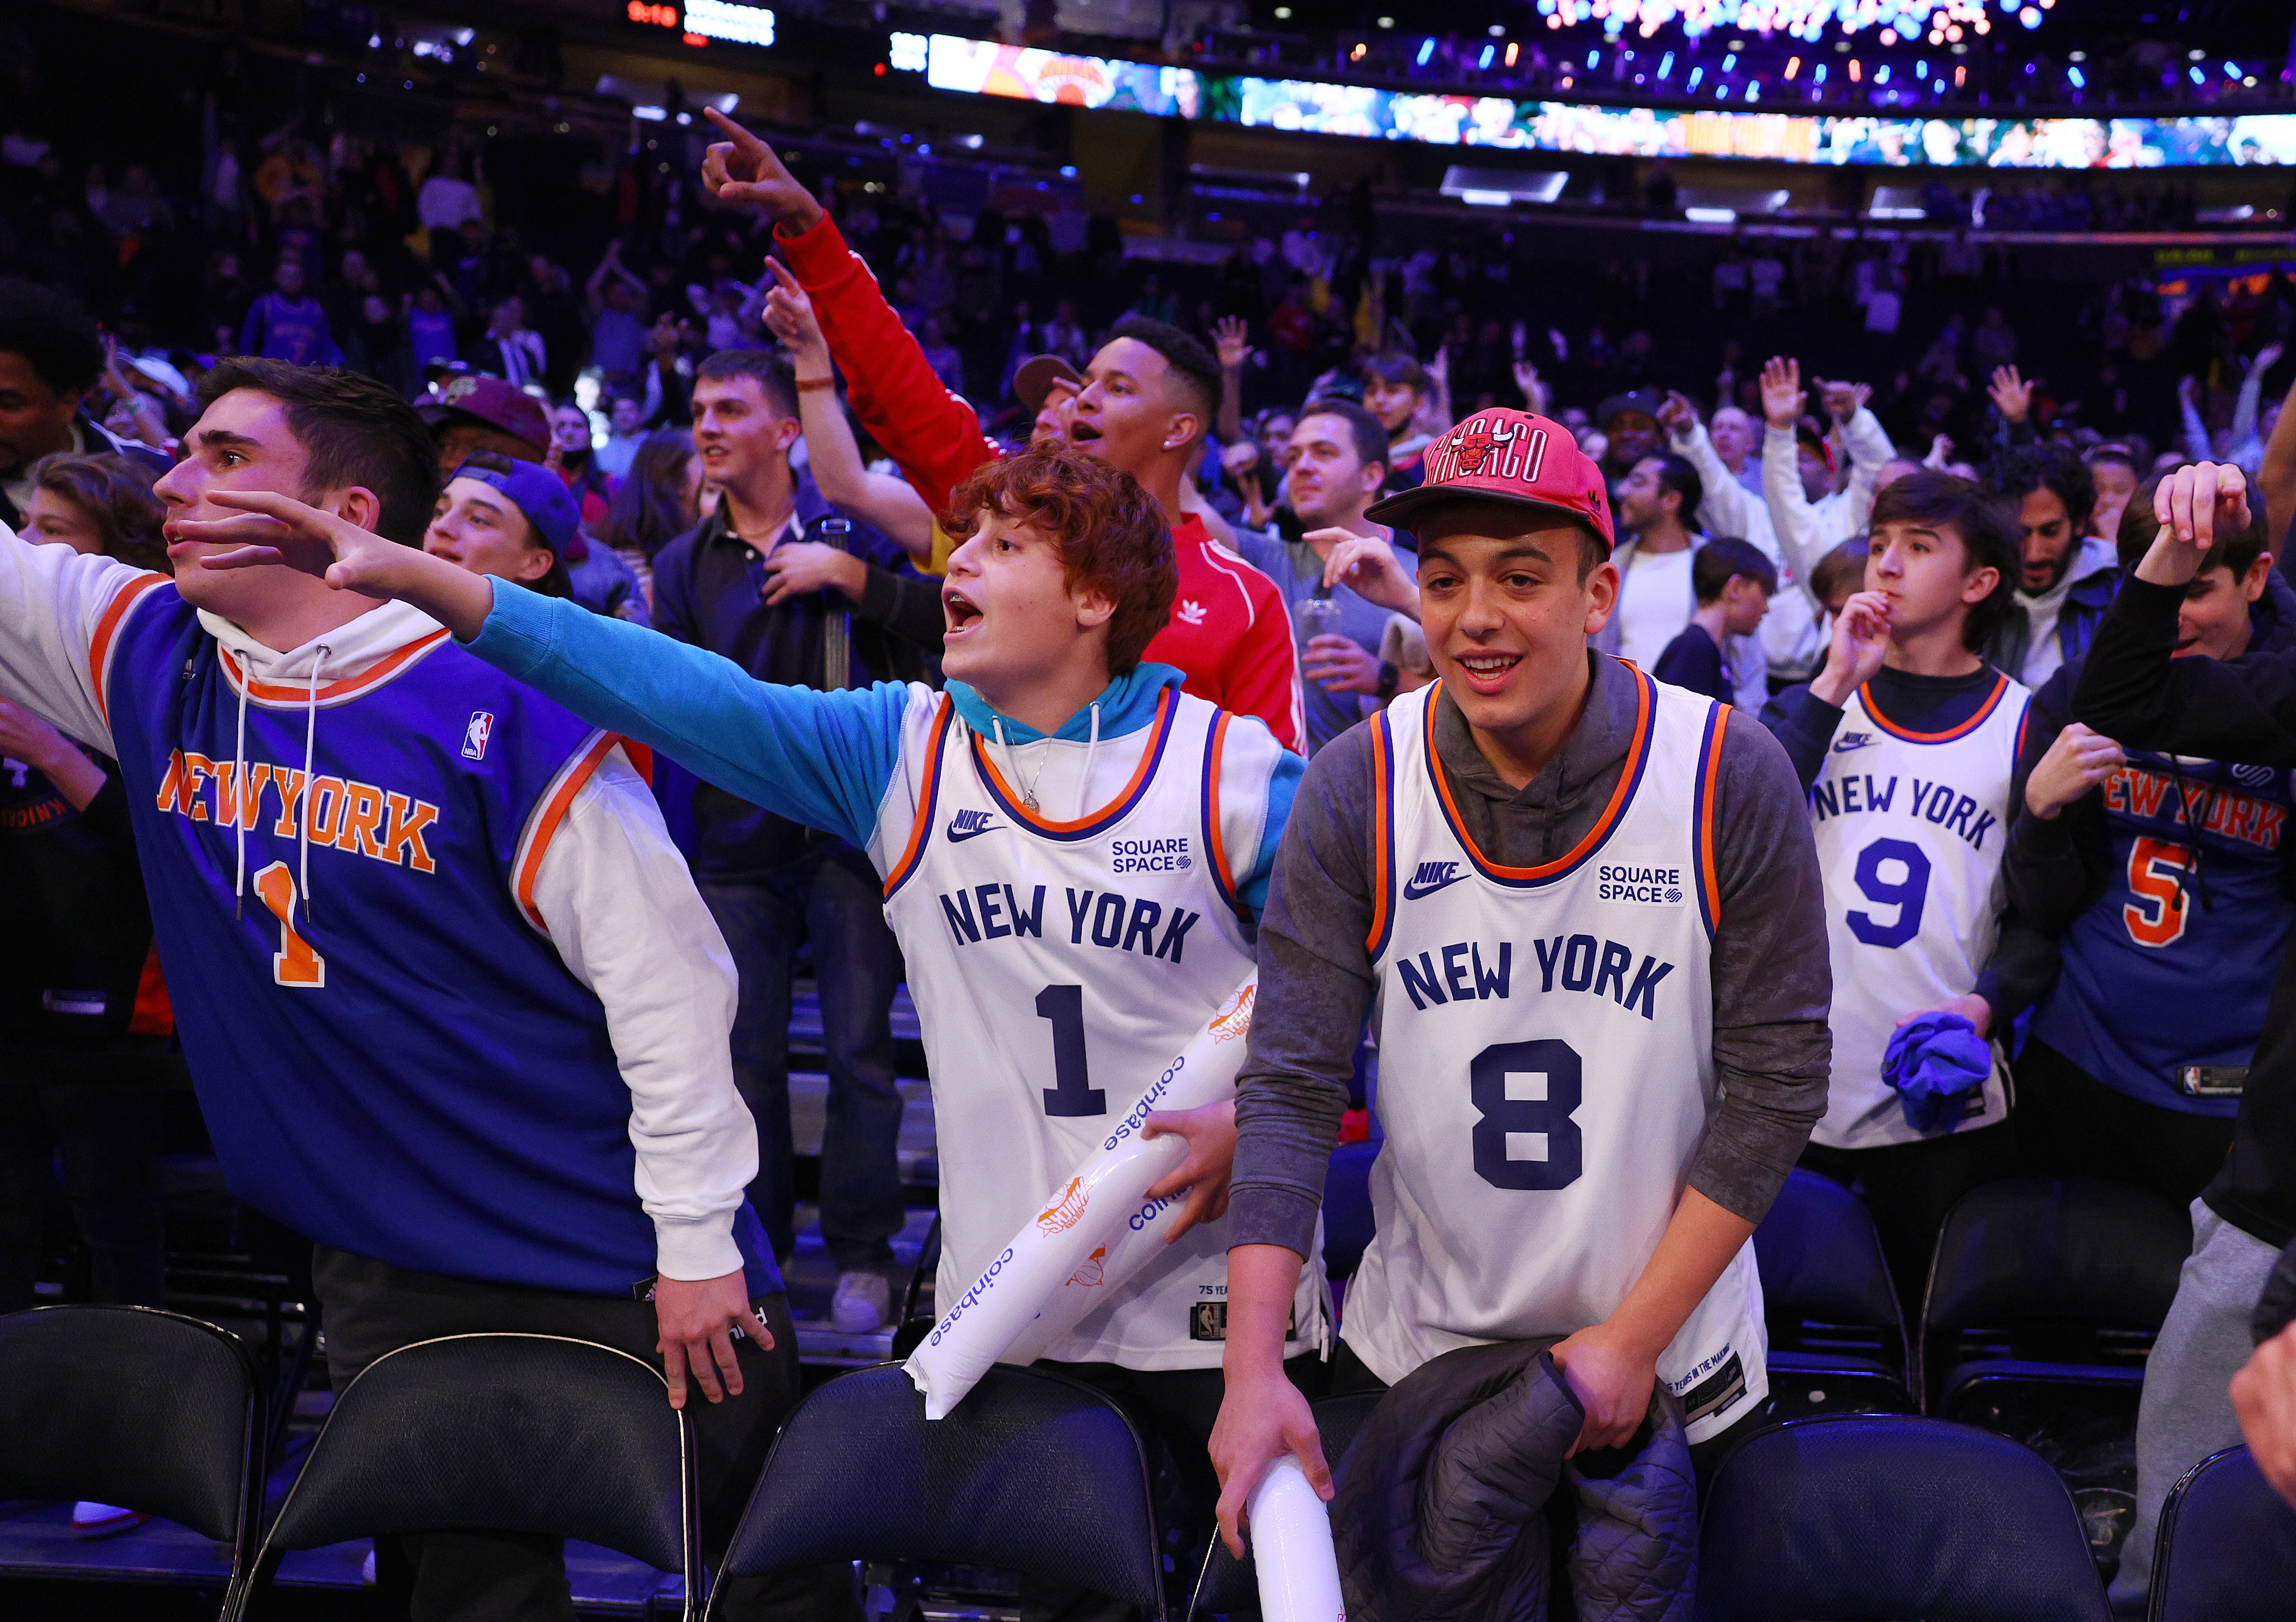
top-left (1614, 546), bottom-right (1696, 668)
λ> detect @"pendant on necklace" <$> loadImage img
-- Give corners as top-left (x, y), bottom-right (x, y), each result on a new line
top-left (1022, 791), bottom-right (1040, 811)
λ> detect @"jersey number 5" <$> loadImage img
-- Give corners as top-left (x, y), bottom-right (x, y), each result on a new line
top-left (253, 861), bottom-right (326, 989)
top-left (1470, 1039), bottom-right (1584, 1191)
top-left (2122, 835), bottom-right (2195, 949)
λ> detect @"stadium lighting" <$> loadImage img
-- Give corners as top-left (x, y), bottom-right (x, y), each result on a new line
top-left (1815, 62), bottom-right (1827, 83)
top-left (1481, 44), bottom-right (1495, 68)
top-left (2224, 62), bottom-right (2241, 79)
top-left (1417, 38), bottom-right (1435, 65)
top-left (1688, 65), bottom-right (1704, 88)
top-left (1659, 51), bottom-right (1675, 77)
top-left (1722, 52), bottom-right (1737, 70)
top-left (1587, 49), bottom-right (1600, 67)
top-left (2067, 65), bottom-right (2084, 86)
top-left (1506, 41), bottom-right (1519, 64)
top-left (2189, 65), bottom-right (2205, 85)
top-left (1877, 64), bottom-right (1890, 82)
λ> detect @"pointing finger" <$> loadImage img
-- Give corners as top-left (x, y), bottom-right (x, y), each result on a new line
top-left (702, 106), bottom-right (760, 153)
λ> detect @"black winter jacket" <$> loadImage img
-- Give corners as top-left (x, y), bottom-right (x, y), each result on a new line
top-left (1333, 1339), bottom-right (1698, 1622)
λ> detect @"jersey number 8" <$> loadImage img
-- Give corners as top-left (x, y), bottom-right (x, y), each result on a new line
top-left (1470, 1039), bottom-right (1584, 1190)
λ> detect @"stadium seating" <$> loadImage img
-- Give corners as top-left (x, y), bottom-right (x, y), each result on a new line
top-left (230, 1333), bottom-right (700, 1622)
top-left (709, 1362), bottom-right (1166, 1620)
top-left (0, 1305), bottom-right (263, 1620)
top-left (1920, 1176), bottom-right (2190, 1410)
top-left (1753, 1167), bottom-right (1916, 1418)
top-left (2148, 1444), bottom-right (2296, 1622)
top-left (1694, 1414), bottom-right (2111, 1621)
top-left (1187, 1390), bottom-right (1381, 1617)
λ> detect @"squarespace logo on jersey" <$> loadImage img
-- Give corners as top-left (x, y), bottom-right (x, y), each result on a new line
top-left (1596, 863), bottom-right (1684, 905)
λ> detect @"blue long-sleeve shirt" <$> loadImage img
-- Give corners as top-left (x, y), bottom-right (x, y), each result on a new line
top-left (465, 580), bottom-right (1300, 919)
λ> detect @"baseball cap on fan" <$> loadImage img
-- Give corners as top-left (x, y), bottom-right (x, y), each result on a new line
top-left (1013, 354), bottom-right (1083, 413)
top-left (417, 374), bottom-right (551, 456)
top-left (1365, 407), bottom-right (1616, 554)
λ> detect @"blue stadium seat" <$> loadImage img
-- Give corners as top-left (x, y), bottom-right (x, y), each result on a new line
top-left (2149, 1444), bottom-right (2296, 1622)
top-left (1694, 1414), bottom-right (2111, 1621)
top-left (233, 1333), bottom-right (701, 1622)
top-left (0, 1306), bottom-right (263, 1622)
top-left (709, 1362), bottom-right (1166, 1620)
top-left (1920, 1175), bottom-right (2189, 1410)
top-left (1753, 1167), bottom-right (1914, 1417)
top-left (1186, 1391), bottom-right (1382, 1617)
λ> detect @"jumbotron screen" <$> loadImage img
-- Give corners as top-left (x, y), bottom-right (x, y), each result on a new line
top-left (917, 35), bottom-right (2296, 168)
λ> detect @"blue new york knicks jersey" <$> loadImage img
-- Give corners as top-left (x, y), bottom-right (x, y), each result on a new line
top-left (2034, 751), bottom-right (2295, 1116)
top-left (94, 578), bottom-right (777, 1298)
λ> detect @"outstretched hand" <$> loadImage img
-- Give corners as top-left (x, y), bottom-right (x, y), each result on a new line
top-left (1988, 364), bottom-right (2034, 425)
top-left (1759, 356), bottom-right (1805, 430)
top-left (1212, 315), bottom-right (1252, 373)
top-left (700, 108), bottom-right (824, 233)
top-left (172, 489), bottom-right (495, 639)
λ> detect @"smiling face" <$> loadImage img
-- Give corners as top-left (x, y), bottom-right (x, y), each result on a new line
top-left (424, 476), bottom-right (553, 586)
top-left (2173, 555), bottom-right (2272, 661)
top-left (691, 374), bottom-right (796, 495)
top-left (1615, 457), bottom-right (1678, 534)
top-left (1068, 336), bottom-right (1198, 481)
top-left (2016, 485), bottom-right (2077, 593)
top-left (1285, 412), bottom-right (1382, 529)
top-left (938, 510), bottom-right (1114, 699)
top-left (1415, 505), bottom-right (1615, 763)
top-left (1866, 518), bottom-right (1997, 645)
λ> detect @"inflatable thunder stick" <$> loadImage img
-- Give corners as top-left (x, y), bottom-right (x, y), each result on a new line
top-left (1248, 1457), bottom-right (1346, 1622)
top-left (905, 978), bottom-right (1258, 1419)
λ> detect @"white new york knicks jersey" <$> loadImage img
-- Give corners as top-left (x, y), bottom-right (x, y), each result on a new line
top-left (1347, 673), bottom-right (1766, 1445)
top-left (1809, 672), bottom-right (2030, 1151)
top-left (884, 689), bottom-right (1324, 1369)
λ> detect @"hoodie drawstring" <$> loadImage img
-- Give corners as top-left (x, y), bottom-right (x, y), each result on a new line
top-left (300, 645), bottom-right (330, 920)
top-left (1075, 702), bottom-right (1101, 822)
top-left (231, 668), bottom-right (251, 919)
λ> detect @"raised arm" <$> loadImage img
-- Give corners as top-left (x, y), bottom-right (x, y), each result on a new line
top-left (167, 492), bottom-right (915, 842)
top-left (699, 109), bottom-right (996, 511)
top-left (1213, 317), bottom-right (1250, 447)
top-left (761, 260), bottom-right (937, 564)
top-left (1758, 357), bottom-right (1831, 587)
top-left (0, 523), bottom-right (151, 755)
top-left (2074, 463), bottom-right (2296, 762)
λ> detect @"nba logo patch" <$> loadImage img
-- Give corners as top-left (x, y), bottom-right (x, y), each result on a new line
top-left (462, 711), bottom-right (495, 761)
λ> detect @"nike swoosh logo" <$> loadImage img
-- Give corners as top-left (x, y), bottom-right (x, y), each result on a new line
top-left (947, 821), bottom-right (1000, 842)
top-left (1401, 872), bottom-right (1466, 900)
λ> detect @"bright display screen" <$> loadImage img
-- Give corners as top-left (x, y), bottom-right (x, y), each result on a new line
top-left (920, 32), bottom-right (2296, 167)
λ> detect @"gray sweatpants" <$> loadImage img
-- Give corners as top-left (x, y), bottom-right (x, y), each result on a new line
top-left (2107, 1199), bottom-right (2279, 1613)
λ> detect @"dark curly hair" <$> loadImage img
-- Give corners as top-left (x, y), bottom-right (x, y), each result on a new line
top-left (943, 444), bottom-right (1177, 675)
top-left (0, 278), bottom-right (105, 397)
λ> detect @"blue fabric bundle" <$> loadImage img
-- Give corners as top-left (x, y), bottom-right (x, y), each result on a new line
top-left (1881, 1012), bottom-right (1993, 1134)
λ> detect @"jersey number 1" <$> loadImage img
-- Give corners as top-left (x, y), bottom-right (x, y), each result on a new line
top-left (253, 861), bottom-right (326, 989)
top-left (1035, 984), bottom-right (1105, 1117)
top-left (1470, 1039), bottom-right (1584, 1190)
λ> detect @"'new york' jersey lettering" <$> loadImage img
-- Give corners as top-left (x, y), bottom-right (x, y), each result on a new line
top-left (1346, 671), bottom-right (1766, 1446)
top-left (883, 689), bottom-right (1323, 1370)
top-left (1809, 673), bottom-right (2028, 1150)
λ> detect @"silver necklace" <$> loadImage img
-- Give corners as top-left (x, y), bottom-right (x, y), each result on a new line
top-left (1011, 744), bottom-right (1048, 811)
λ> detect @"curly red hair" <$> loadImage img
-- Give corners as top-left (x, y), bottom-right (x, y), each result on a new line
top-left (943, 445), bottom-right (1178, 674)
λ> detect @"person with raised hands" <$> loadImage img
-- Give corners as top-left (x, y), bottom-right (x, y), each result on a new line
top-left (699, 108), bottom-right (1305, 754)
top-left (1757, 358), bottom-right (1914, 596)
top-left (174, 439), bottom-right (1328, 1622)
top-left (2073, 460), bottom-right (2296, 1612)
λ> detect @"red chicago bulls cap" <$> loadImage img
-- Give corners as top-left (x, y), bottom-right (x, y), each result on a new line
top-left (1366, 407), bottom-right (1616, 554)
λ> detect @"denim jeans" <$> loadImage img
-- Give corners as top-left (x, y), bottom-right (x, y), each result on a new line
top-left (699, 846), bottom-right (905, 1271)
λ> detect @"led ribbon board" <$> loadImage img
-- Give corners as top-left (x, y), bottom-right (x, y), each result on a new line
top-left (920, 32), bottom-right (2296, 167)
